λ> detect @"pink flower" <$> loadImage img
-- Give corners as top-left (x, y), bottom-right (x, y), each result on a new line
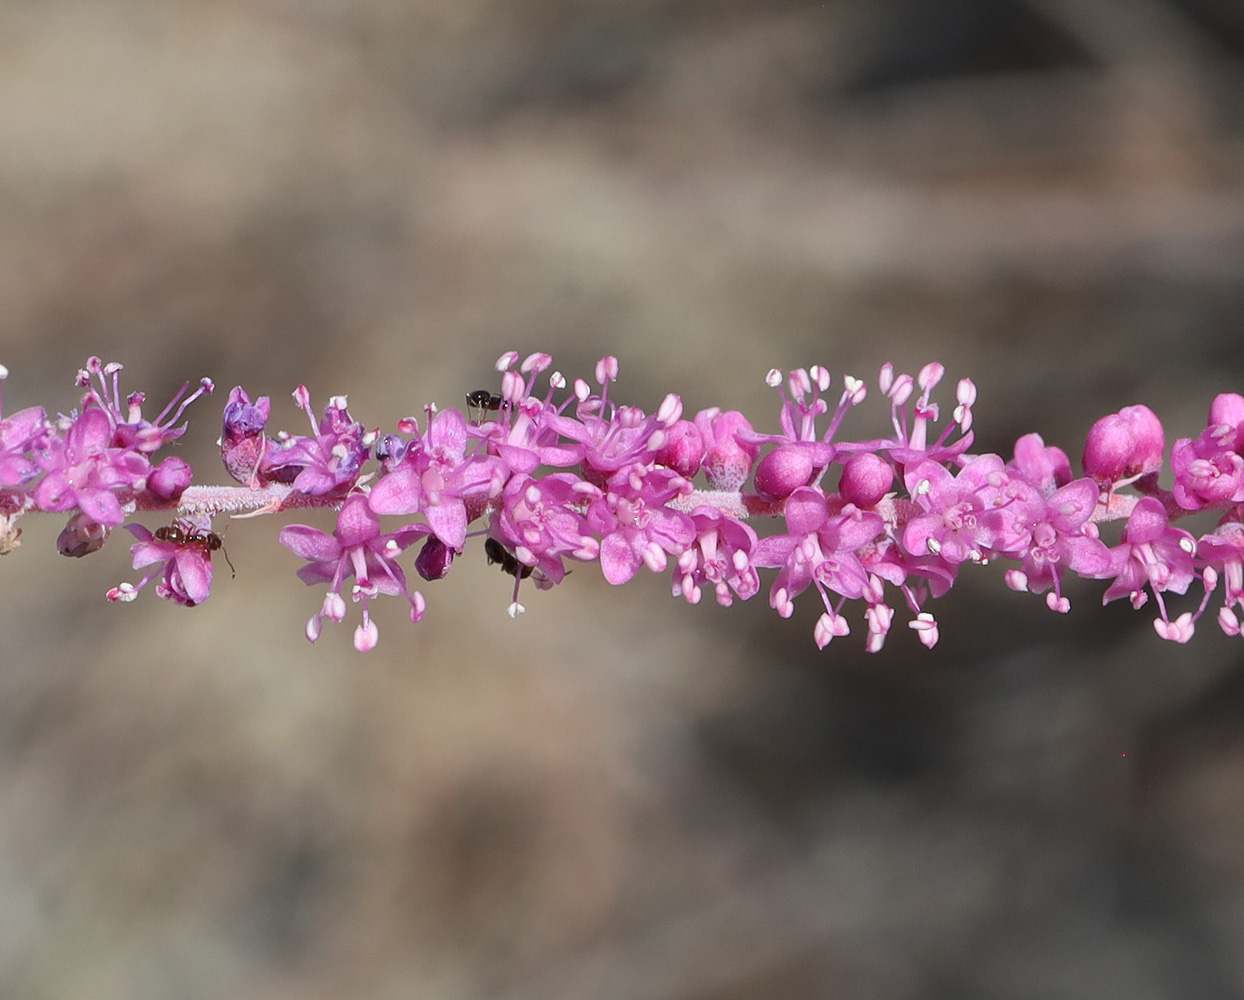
top-left (674, 507), bottom-right (760, 607)
top-left (900, 455), bottom-right (1011, 565)
top-left (1005, 478), bottom-right (1110, 612)
top-left (77, 356), bottom-right (213, 454)
top-left (368, 408), bottom-right (507, 550)
top-left (838, 452), bottom-right (893, 509)
top-left (493, 472), bottom-right (600, 586)
top-left (1171, 430), bottom-right (1244, 510)
top-left (33, 407), bottom-right (149, 526)
top-left (1102, 497), bottom-right (1198, 641)
top-left (0, 365), bottom-right (48, 486)
top-left (261, 388), bottom-right (369, 497)
top-left (280, 495), bottom-right (428, 651)
top-left (108, 519), bottom-right (218, 607)
top-left (588, 467), bottom-right (696, 585)
top-left (1007, 433), bottom-right (1072, 495)
top-left (753, 487), bottom-right (884, 619)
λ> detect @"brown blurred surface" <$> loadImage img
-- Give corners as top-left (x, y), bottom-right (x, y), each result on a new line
top-left (3, 1), bottom-right (1244, 997)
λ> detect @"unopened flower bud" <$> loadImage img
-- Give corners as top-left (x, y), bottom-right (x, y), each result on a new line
top-left (147, 456), bottom-right (192, 501)
top-left (753, 444), bottom-right (814, 501)
top-left (415, 536), bottom-right (455, 581)
top-left (1082, 405), bottom-right (1164, 485)
top-left (838, 452), bottom-right (893, 508)
top-left (655, 419), bottom-right (704, 478)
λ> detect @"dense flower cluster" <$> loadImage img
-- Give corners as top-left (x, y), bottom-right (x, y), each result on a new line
top-left (5, 353), bottom-right (1244, 652)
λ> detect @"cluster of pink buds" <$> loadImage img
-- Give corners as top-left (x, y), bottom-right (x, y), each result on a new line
top-left (4, 353), bottom-right (1244, 652)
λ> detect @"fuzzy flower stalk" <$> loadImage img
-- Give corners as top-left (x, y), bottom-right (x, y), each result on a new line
top-left (3, 354), bottom-right (1244, 652)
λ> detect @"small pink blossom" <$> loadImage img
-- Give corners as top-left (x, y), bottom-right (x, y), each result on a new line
top-left (280, 494), bottom-right (428, 651)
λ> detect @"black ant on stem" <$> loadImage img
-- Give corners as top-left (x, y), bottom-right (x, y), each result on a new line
top-left (154, 522), bottom-right (236, 578)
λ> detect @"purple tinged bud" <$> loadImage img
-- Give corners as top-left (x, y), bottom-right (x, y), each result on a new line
top-left (1083, 405), bottom-right (1165, 485)
top-left (147, 456), bottom-right (192, 501)
top-left (57, 512), bottom-right (110, 558)
top-left (753, 444), bottom-right (814, 501)
top-left (375, 433), bottom-right (407, 472)
top-left (221, 387), bottom-right (271, 487)
top-left (415, 536), bottom-right (455, 581)
top-left (655, 419), bottom-right (704, 478)
top-left (839, 453), bottom-right (893, 508)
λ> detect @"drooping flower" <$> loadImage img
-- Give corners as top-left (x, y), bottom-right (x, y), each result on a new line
top-left (1195, 519), bottom-right (1244, 638)
top-left (280, 494), bottom-right (429, 651)
top-left (107, 517), bottom-right (221, 607)
top-left (753, 487), bottom-right (884, 621)
top-left (1102, 496), bottom-right (1198, 641)
top-left (673, 507), bottom-right (760, 607)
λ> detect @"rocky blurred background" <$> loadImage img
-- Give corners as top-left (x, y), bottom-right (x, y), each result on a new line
top-left (2, 0), bottom-right (1244, 997)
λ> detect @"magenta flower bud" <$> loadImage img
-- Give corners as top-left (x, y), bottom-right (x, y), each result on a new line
top-left (1209, 393), bottom-right (1244, 451)
top-left (57, 512), bottom-right (110, 558)
top-left (1008, 433), bottom-right (1072, 493)
top-left (1082, 405), bottom-right (1164, 485)
top-left (221, 386), bottom-right (271, 487)
top-left (695, 410), bottom-right (759, 491)
top-left (415, 536), bottom-right (455, 581)
top-left (655, 419), bottom-right (704, 478)
top-left (838, 452), bottom-right (893, 508)
top-left (147, 456), bottom-right (192, 501)
top-left (753, 444), bottom-right (815, 501)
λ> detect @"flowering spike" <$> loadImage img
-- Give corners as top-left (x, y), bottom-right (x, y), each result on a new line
top-left (5, 353), bottom-right (1244, 653)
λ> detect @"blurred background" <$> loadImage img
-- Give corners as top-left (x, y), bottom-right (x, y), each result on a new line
top-left (3, 0), bottom-right (1244, 996)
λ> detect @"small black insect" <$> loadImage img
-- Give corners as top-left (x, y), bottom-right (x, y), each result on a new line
top-left (155, 523), bottom-right (236, 578)
top-left (484, 537), bottom-right (532, 579)
top-left (466, 389), bottom-right (503, 424)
